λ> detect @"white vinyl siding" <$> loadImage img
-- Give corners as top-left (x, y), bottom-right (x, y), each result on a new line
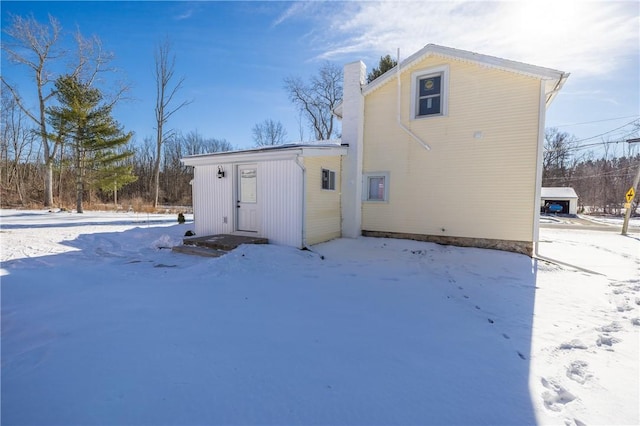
top-left (192, 165), bottom-right (234, 237)
top-left (258, 160), bottom-right (303, 247)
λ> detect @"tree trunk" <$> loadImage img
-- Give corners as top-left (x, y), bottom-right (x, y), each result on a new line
top-left (75, 147), bottom-right (83, 213)
top-left (44, 159), bottom-right (54, 207)
top-left (153, 134), bottom-right (161, 208)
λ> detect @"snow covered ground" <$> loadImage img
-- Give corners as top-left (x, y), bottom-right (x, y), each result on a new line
top-left (1, 209), bottom-right (638, 426)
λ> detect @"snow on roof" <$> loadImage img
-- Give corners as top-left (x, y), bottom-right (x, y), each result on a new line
top-left (181, 140), bottom-right (347, 166)
top-left (541, 187), bottom-right (578, 199)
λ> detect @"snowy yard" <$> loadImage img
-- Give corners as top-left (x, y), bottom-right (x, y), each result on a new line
top-left (1, 209), bottom-right (638, 425)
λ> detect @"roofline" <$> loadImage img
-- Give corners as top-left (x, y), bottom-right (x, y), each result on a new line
top-left (332, 44), bottom-right (569, 118)
top-left (362, 44), bottom-right (569, 101)
top-left (181, 142), bottom-right (348, 166)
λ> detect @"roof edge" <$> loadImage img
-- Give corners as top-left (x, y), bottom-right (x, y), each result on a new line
top-left (363, 43), bottom-right (568, 96)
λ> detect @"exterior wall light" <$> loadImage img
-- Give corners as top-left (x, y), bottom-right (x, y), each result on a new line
top-left (217, 166), bottom-right (225, 179)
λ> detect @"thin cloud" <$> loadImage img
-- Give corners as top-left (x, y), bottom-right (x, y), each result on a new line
top-left (175, 8), bottom-right (193, 21)
top-left (272, 2), bottom-right (314, 27)
top-left (309, 1), bottom-right (638, 77)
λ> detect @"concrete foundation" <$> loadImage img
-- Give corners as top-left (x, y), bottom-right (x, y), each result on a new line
top-left (361, 230), bottom-right (533, 256)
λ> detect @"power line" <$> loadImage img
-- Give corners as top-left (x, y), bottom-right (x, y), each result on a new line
top-left (570, 118), bottom-right (640, 145)
top-left (553, 115), bottom-right (640, 128)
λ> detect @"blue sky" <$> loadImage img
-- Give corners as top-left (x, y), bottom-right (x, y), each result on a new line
top-left (2, 1), bottom-right (639, 155)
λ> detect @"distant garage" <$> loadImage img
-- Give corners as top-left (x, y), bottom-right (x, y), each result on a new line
top-left (541, 187), bottom-right (578, 215)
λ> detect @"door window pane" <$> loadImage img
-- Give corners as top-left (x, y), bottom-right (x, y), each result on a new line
top-left (240, 169), bottom-right (257, 203)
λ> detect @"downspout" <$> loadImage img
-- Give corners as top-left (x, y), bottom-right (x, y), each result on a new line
top-left (532, 79), bottom-right (546, 257)
top-left (396, 48), bottom-right (431, 151)
top-left (295, 154), bottom-right (308, 249)
top-left (532, 78), bottom-right (600, 275)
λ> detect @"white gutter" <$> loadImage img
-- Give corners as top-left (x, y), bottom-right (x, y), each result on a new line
top-left (295, 155), bottom-right (308, 249)
top-left (396, 49), bottom-right (431, 151)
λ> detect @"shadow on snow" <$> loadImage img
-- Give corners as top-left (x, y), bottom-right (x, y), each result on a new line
top-left (1, 225), bottom-right (539, 425)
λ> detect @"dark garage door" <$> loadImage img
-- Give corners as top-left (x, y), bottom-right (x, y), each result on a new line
top-left (542, 199), bottom-right (570, 214)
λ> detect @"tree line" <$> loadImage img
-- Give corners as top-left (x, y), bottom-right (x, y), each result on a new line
top-left (543, 128), bottom-right (639, 215)
top-left (0, 13), bottom-right (349, 211)
top-left (1, 87), bottom-right (230, 208)
top-left (2, 13), bottom-right (637, 214)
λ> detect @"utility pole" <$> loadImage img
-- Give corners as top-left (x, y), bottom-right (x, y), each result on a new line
top-left (621, 138), bottom-right (640, 235)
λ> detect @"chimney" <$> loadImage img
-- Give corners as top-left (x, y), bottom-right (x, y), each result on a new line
top-left (340, 61), bottom-right (366, 238)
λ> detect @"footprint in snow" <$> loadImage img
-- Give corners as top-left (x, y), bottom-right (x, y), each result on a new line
top-left (597, 321), bottom-right (623, 333)
top-left (566, 360), bottom-right (592, 384)
top-left (596, 334), bottom-right (620, 347)
top-left (564, 418), bottom-right (587, 426)
top-left (541, 377), bottom-right (576, 412)
top-left (558, 339), bottom-right (588, 350)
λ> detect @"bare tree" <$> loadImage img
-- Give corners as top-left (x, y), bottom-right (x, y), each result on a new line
top-left (1, 92), bottom-right (37, 205)
top-left (1, 14), bottom-right (62, 207)
top-left (284, 62), bottom-right (342, 141)
top-left (542, 128), bottom-right (577, 187)
top-left (152, 38), bottom-right (191, 208)
top-left (252, 119), bottom-right (288, 146)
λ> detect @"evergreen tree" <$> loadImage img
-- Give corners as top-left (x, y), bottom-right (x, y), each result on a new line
top-left (367, 54), bottom-right (398, 83)
top-left (47, 75), bottom-right (135, 212)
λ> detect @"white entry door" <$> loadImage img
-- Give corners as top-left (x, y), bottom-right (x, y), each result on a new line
top-left (237, 164), bottom-right (258, 232)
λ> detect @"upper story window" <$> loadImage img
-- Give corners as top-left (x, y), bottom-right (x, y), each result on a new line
top-left (321, 168), bottom-right (336, 190)
top-left (411, 65), bottom-right (449, 119)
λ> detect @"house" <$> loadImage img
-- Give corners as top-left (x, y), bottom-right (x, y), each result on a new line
top-left (182, 44), bottom-right (568, 255)
top-left (541, 187), bottom-right (579, 215)
top-left (181, 143), bottom-right (347, 247)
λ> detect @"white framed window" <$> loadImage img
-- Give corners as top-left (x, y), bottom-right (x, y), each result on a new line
top-left (363, 172), bottom-right (389, 202)
top-left (411, 65), bottom-right (449, 119)
top-left (321, 168), bottom-right (336, 190)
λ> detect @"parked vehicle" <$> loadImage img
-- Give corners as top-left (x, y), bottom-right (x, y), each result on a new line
top-left (548, 203), bottom-right (563, 213)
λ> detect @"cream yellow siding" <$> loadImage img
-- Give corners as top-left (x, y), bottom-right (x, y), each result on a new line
top-left (304, 156), bottom-right (342, 245)
top-left (362, 56), bottom-right (542, 242)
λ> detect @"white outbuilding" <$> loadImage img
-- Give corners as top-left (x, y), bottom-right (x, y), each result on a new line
top-left (541, 187), bottom-right (579, 215)
top-left (181, 142), bottom-right (347, 248)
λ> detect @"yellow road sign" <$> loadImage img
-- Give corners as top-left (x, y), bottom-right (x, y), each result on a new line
top-left (626, 187), bottom-right (636, 203)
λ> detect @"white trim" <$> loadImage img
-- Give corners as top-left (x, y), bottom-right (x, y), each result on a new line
top-left (363, 172), bottom-right (390, 203)
top-left (410, 65), bottom-right (449, 120)
top-left (363, 44), bottom-right (568, 98)
top-left (235, 163), bottom-right (260, 234)
top-left (295, 155), bottom-right (307, 248)
top-left (533, 80), bottom-right (546, 249)
top-left (182, 145), bottom-right (347, 167)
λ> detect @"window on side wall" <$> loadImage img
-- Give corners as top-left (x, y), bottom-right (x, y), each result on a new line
top-left (363, 172), bottom-right (389, 202)
top-left (321, 168), bottom-right (336, 190)
top-left (411, 65), bottom-right (449, 119)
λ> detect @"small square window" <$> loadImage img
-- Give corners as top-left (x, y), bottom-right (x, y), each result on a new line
top-left (363, 172), bottom-right (389, 202)
top-left (321, 169), bottom-right (335, 190)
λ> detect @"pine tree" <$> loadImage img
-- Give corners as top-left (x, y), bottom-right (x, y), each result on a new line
top-left (367, 54), bottom-right (398, 84)
top-left (47, 75), bottom-right (135, 212)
